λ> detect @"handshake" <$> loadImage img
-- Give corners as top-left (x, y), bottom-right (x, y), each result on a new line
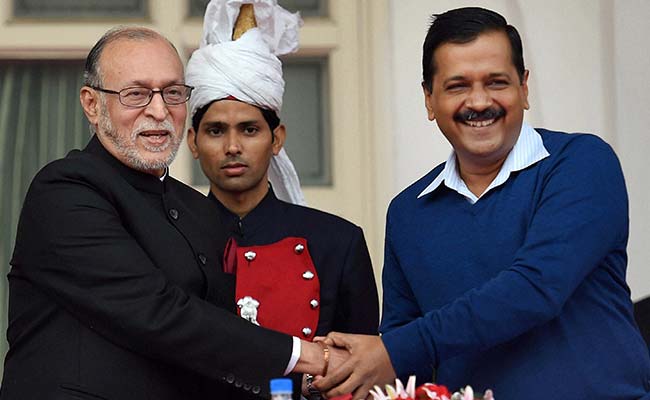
top-left (294, 333), bottom-right (397, 400)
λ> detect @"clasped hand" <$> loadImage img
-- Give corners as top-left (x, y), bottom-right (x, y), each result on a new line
top-left (311, 332), bottom-right (396, 400)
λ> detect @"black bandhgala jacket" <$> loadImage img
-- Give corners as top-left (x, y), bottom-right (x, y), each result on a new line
top-left (2, 136), bottom-right (292, 400)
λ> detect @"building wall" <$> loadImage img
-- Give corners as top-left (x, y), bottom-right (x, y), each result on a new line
top-left (613, 0), bottom-right (650, 301)
top-left (387, 0), bottom-right (650, 300)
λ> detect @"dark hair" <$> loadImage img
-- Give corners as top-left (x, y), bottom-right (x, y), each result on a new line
top-left (191, 100), bottom-right (280, 135)
top-left (84, 26), bottom-right (179, 87)
top-left (422, 7), bottom-right (525, 92)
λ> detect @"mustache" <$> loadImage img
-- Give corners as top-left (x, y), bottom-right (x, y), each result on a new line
top-left (133, 119), bottom-right (176, 135)
top-left (454, 107), bottom-right (505, 123)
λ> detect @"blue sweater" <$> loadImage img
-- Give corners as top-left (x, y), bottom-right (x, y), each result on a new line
top-left (380, 129), bottom-right (650, 399)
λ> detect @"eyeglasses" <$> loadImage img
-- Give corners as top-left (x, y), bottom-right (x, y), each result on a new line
top-left (89, 84), bottom-right (194, 107)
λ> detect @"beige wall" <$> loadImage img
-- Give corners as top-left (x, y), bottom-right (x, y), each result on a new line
top-left (613, 0), bottom-right (650, 301)
top-left (386, 0), bottom-right (650, 300)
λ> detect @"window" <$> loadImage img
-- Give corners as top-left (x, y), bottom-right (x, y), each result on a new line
top-left (0, 60), bottom-right (89, 360)
top-left (13, 0), bottom-right (148, 18)
top-left (280, 57), bottom-right (330, 185)
top-left (188, 0), bottom-right (328, 18)
top-left (0, 61), bottom-right (89, 248)
top-left (278, 0), bottom-right (328, 16)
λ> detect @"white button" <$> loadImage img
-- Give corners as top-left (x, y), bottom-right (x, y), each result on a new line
top-left (294, 243), bottom-right (305, 254)
top-left (244, 251), bottom-right (256, 261)
top-left (302, 271), bottom-right (314, 280)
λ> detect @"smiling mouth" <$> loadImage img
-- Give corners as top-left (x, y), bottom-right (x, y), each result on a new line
top-left (464, 118), bottom-right (497, 128)
top-left (455, 107), bottom-right (505, 129)
top-left (139, 131), bottom-right (169, 138)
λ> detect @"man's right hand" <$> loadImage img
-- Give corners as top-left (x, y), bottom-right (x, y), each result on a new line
top-left (313, 332), bottom-right (396, 400)
top-left (294, 339), bottom-right (350, 378)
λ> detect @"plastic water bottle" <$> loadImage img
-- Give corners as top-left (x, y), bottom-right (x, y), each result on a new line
top-left (270, 378), bottom-right (293, 400)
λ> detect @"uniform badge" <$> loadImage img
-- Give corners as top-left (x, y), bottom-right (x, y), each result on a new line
top-left (237, 295), bottom-right (260, 325)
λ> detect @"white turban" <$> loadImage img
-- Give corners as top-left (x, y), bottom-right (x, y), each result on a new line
top-left (186, 0), bottom-right (306, 205)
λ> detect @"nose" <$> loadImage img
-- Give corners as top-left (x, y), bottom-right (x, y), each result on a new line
top-left (143, 92), bottom-right (169, 121)
top-left (465, 84), bottom-right (493, 111)
top-left (224, 131), bottom-right (242, 156)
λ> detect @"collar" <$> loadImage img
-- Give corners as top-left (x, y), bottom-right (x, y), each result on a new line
top-left (208, 187), bottom-right (284, 237)
top-left (417, 123), bottom-right (550, 203)
top-left (84, 135), bottom-right (166, 194)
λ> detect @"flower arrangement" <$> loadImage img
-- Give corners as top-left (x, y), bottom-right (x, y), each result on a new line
top-left (369, 376), bottom-right (494, 400)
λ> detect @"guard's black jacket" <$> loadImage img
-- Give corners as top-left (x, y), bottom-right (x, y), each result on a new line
top-left (211, 190), bottom-right (380, 399)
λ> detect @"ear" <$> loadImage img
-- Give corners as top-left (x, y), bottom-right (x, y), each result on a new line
top-left (187, 127), bottom-right (199, 159)
top-left (521, 69), bottom-right (530, 110)
top-left (422, 82), bottom-right (436, 121)
top-left (271, 124), bottom-right (286, 156)
top-left (80, 86), bottom-right (101, 126)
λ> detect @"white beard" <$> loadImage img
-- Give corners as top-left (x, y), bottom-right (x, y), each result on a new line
top-left (97, 98), bottom-right (182, 173)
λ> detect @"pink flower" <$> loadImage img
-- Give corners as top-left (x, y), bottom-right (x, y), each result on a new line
top-left (369, 376), bottom-right (493, 400)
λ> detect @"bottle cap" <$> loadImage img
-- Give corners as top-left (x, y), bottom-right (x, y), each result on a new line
top-left (270, 378), bottom-right (293, 394)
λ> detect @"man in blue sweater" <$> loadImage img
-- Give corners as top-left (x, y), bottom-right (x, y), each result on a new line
top-left (315, 7), bottom-right (650, 400)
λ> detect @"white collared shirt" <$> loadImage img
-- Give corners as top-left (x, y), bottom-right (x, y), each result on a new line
top-left (417, 123), bottom-right (550, 204)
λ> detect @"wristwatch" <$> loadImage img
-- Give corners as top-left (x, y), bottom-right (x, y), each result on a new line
top-left (305, 374), bottom-right (322, 400)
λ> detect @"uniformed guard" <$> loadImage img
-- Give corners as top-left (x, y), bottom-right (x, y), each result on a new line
top-left (186, 1), bottom-right (379, 398)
